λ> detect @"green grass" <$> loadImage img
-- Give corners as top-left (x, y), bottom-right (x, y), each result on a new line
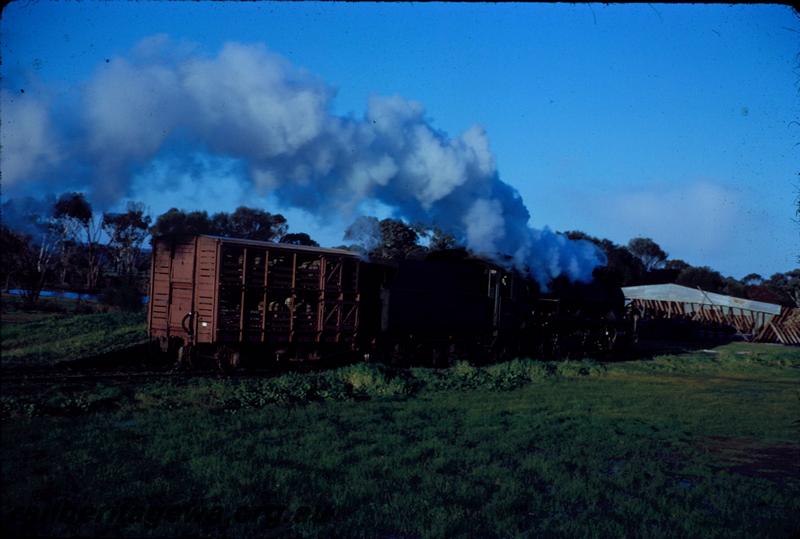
top-left (2, 343), bottom-right (799, 538)
top-left (0, 301), bottom-right (147, 368)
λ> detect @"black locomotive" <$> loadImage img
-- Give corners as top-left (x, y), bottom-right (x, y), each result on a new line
top-left (359, 248), bottom-right (630, 366)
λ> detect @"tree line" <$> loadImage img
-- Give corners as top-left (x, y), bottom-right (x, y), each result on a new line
top-left (564, 232), bottom-right (799, 308)
top-left (2, 194), bottom-right (152, 308)
top-left (0, 195), bottom-right (332, 308)
top-left (2, 195), bottom-right (798, 310)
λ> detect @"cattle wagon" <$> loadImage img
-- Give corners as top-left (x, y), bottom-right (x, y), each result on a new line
top-left (148, 235), bottom-right (367, 366)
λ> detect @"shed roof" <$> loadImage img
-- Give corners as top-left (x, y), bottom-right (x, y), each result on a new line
top-left (622, 283), bottom-right (782, 315)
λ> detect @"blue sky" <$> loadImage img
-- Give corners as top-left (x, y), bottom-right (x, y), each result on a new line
top-left (2, 2), bottom-right (798, 279)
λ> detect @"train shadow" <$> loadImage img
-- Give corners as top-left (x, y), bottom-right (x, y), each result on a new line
top-left (614, 337), bottom-right (737, 362)
top-left (613, 318), bottom-right (740, 362)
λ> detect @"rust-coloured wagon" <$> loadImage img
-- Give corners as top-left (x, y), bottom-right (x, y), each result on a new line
top-left (148, 235), bottom-right (365, 365)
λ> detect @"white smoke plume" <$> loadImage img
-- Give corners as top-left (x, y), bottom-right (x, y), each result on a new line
top-left (1, 90), bottom-right (62, 188)
top-left (1, 36), bottom-right (604, 284)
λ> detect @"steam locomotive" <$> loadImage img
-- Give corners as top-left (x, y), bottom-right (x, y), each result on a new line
top-left (148, 235), bottom-right (630, 367)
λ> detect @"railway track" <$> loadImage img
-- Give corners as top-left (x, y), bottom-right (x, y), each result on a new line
top-left (1, 361), bottom-right (343, 384)
top-left (1, 369), bottom-right (194, 384)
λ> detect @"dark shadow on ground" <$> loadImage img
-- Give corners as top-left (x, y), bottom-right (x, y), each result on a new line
top-left (611, 317), bottom-right (738, 362)
top-left (61, 342), bottom-right (167, 371)
top-left (619, 337), bottom-right (736, 361)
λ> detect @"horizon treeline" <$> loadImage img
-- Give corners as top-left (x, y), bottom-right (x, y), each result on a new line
top-left (1, 195), bottom-right (798, 309)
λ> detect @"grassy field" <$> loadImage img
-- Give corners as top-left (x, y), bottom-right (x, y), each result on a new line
top-left (0, 297), bottom-right (147, 368)
top-left (1, 304), bottom-right (799, 538)
top-left (2, 349), bottom-right (798, 538)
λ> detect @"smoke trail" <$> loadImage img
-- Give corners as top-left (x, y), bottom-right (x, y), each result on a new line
top-left (1, 36), bottom-right (605, 284)
top-left (0, 90), bottom-right (62, 189)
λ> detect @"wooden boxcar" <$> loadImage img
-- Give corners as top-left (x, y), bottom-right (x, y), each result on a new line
top-left (148, 235), bottom-right (364, 365)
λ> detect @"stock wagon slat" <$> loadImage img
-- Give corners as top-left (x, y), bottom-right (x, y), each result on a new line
top-left (148, 234), bottom-right (363, 361)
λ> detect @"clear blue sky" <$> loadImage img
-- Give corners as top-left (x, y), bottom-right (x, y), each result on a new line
top-left (2, 2), bottom-right (798, 279)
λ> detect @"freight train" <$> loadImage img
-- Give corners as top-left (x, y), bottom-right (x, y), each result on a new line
top-left (148, 235), bottom-right (630, 368)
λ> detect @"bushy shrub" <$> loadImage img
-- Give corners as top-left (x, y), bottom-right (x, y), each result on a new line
top-left (523, 360), bottom-right (559, 379)
top-left (226, 374), bottom-right (314, 408)
top-left (218, 364), bottom-right (416, 412)
top-left (409, 367), bottom-right (449, 390)
top-left (555, 359), bottom-right (606, 377)
top-left (413, 357), bottom-right (604, 393)
top-left (338, 364), bottom-right (386, 394)
top-left (449, 360), bottom-right (489, 388)
top-left (484, 360), bottom-right (532, 390)
top-left (99, 280), bottom-right (144, 312)
top-left (335, 364), bottom-right (413, 398)
top-left (271, 373), bottom-right (315, 402)
top-left (314, 373), bottom-right (351, 400)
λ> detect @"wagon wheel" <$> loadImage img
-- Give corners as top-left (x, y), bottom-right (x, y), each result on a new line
top-left (549, 332), bottom-right (560, 359)
top-left (215, 345), bottom-right (241, 371)
top-left (176, 343), bottom-right (196, 369)
top-left (148, 337), bottom-right (167, 360)
top-left (157, 336), bottom-right (171, 354)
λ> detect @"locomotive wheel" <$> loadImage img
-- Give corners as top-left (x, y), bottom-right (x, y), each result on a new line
top-left (431, 345), bottom-right (444, 368)
top-left (389, 343), bottom-right (404, 367)
top-left (605, 328), bottom-right (618, 353)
